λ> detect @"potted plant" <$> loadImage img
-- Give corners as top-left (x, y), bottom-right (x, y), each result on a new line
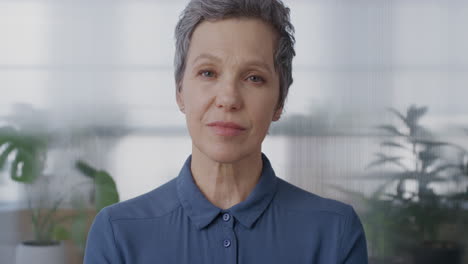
top-left (330, 185), bottom-right (405, 264)
top-left (52, 159), bottom-right (120, 256)
top-left (0, 125), bottom-right (119, 264)
top-left (364, 105), bottom-right (465, 264)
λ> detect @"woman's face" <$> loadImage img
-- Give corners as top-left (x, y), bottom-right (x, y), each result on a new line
top-left (177, 18), bottom-right (282, 163)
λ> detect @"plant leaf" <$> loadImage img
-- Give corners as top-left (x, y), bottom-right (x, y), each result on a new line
top-left (94, 171), bottom-right (119, 212)
top-left (407, 105), bottom-right (428, 126)
top-left (70, 211), bottom-right (88, 253)
top-left (419, 150), bottom-right (439, 171)
top-left (410, 124), bottom-right (433, 140)
top-left (52, 225), bottom-right (71, 240)
top-left (367, 153), bottom-right (407, 171)
top-left (380, 141), bottom-right (409, 150)
top-left (371, 179), bottom-right (398, 199)
top-left (360, 171), bottom-right (447, 183)
top-left (38, 196), bottom-right (65, 235)
top-left (0, 143), bottom-right (15, 170)
top-left (10, 150), bottom-right (36, 183)
top-left (358, 171), bottom-right (405, 181)
top-left (412, 140), bottom-right (450, 148)
top-left (376, 125), bottom-right (405, 137)
top-left (0, 127), bottom-right (46, 183)
top-left (74, 160), bottom-right (119, 212)
top-left (388, 108), bottom-right (408, 126)
top-left (10, 156), bottom-right (22, 182)
top-left (75, 160), bottom-right (98, 178)
top-left (430, 164), bottom-right (460, 175)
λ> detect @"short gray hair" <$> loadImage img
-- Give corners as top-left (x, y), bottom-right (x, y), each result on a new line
top-left (174, 0), bottom-right (295, 110)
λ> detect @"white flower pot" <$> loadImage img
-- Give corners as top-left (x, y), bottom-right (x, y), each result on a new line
top-left (15, 241), bottom-right (66, 264)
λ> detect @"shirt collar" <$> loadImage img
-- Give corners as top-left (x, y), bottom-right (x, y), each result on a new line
top-left (176, 153), bottom-right (278, 230)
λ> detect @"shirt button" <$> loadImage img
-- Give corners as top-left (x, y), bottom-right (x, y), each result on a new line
top-left (222, 213), bottom-right (231, 222)
top-left (223, 239), bottom-right (231, 248)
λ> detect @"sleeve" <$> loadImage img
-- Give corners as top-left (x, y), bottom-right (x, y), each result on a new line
top-left (339, 206), bottom-right (368, 264)
top-left (84, 207), bottom-right (123, 264)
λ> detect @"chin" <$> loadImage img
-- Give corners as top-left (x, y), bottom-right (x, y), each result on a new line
top-left (196, 144), bottom-right (256, 164)
top-left (209, 147), bottom-right (246, 164)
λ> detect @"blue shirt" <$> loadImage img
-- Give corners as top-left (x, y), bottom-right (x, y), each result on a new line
top-left (84, 154), bottom-right (368, 263)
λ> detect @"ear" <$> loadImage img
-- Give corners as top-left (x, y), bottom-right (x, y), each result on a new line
top-left (272, 106), bottom-right (283, 121)
top-left (176, 88), bottom-right (185, 114)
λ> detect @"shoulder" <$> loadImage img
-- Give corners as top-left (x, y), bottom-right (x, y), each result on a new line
top-left (272, 178), bottom-right (368, 261)
top-left (274, 177), bottom-right (354, 219)
top-left (100, 177), bottom-right (181, 221)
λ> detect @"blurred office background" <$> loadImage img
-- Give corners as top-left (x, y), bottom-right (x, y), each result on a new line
top-left (1, 0), bottom-right (467, 263)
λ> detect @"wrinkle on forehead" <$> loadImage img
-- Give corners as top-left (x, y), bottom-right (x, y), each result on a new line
top-left (186, 18), bottom-right (278, 71)
top-left (191, 53), bottom-right (274, 75)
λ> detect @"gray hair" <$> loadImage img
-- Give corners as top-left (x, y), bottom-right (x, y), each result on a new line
top-left (174, 0), bottom-right (295, 110)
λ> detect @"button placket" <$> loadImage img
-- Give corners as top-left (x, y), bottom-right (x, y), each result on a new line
top-left (221, 212), bottom-right (232, 249)
top-left (219, 211), bottom-right (237, 264)
top-left (222, 213), bottom-right (231, 222)
top-left (223, 239), bottom-right (231, 248)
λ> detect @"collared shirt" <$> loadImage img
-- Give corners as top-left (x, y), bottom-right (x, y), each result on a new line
top-left (84, 154), bottom-right (368, 264)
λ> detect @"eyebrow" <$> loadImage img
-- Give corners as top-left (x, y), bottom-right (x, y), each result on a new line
top-left (191, 53), bottom-right (274, 75)
top-left (192, 53), bottom-right (222, 65)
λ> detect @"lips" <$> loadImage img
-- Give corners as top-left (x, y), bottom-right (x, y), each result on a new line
top-left (207, 121), bottom-right (246, 136)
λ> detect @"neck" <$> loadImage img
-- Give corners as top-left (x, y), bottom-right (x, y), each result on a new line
top-left (190, 146), bottom-right (263, 210)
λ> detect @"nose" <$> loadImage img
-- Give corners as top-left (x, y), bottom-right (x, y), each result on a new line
top-left (215, 77), bottom-right (243, 111)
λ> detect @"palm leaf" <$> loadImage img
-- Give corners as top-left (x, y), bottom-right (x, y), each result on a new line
top-left (380, 141), bottom-right (409, 150)
top-left (410, 124), bottom-right (432, 140)
top-left (388, 107), bottom-right (408, 126)
top-left (376, 125), bottom-right (405, 137)
top-left (367, 153), bottom-right (408, 171)
top-left (371, 180), bottom-right (398, 199)
top-left (419, 150), bottom-right (439, 171)
top-left (412, 139), bottom-right (450, 147)
top-left (407, 105), bottom-right (428, 126)
top-left (360, 171), bottom-right (446, 183)
top-left (430, 163), bottom-right (460, 175)
top-left (358, 171), bottom-right (405, 181)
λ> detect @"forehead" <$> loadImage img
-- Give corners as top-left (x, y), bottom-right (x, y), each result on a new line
top-left (186, 18), bottom-right (278, 67)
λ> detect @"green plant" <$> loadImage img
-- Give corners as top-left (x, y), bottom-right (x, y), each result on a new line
top-left (366, 105), bottom-right (467, 249)
top-left (0, 126), bottom-right (54, 242)
top-left (446, 131), bottom-right (468, 231)
top-left (332, 106), bottom-right (468, 262)
top-left (0, 125), bottom-right (119, 248)
top-left (0, 126), bottom-right (48, 183)
top-left (53, 160), bottom-right (120, 252)
top-left (330, 186), bottom-right (402, 259)
top-left (74, 160), bottom-right (119, 212)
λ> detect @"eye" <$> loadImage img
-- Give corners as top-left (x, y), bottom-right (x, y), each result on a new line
top-left (247, 75), bottom-right (265, 83)
top-left (199, 70), bottom-right (216, 78)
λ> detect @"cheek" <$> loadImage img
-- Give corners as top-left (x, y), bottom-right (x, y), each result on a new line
top-left (249, 100), bottom-right (277, 131)
top-left (182, 86), bottom-right (202, 113)
top-left (183, 91), bottom-right (210, 127)
top-left (252, 89), bottom-right (278, 112)
top-left (184, 78), bottom-right (213, 100)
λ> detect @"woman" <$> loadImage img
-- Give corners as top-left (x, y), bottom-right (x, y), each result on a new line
top-left (84, 0), bottom-right (368, 263)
